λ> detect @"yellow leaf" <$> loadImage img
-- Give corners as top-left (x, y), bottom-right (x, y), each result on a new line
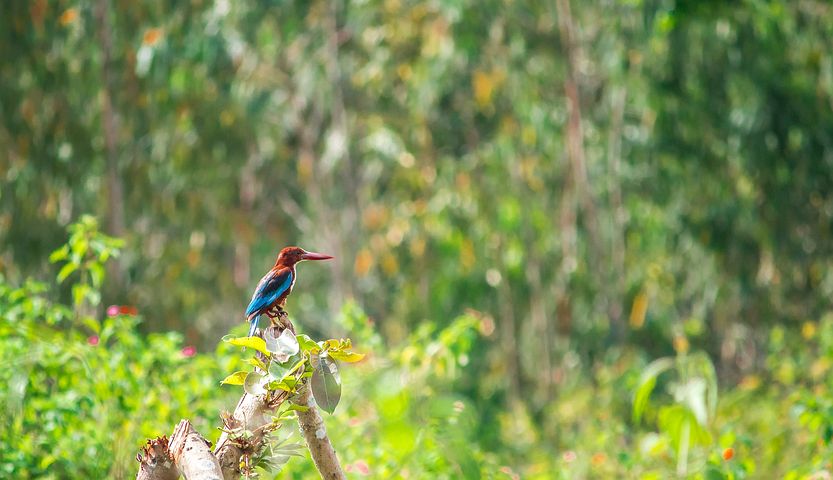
top-left (630, 291), bottom-right (648, 328)
top-left (802, 321), bottom-right (817, 340)
top-left (220, 371), bottom-right (248, 386)
top-left (225, 336), bottom-right (269, 355)
top-left (472, 69), bottom-right (505, 109)
top-left (329, 351), bottom-right (366, 363)
top-left (381, 253), bottom-right (399, 275)
top-left (473, 70), bottom-right (494, 108)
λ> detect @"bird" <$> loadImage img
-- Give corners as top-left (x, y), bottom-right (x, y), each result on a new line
top-left (245, 246), bottom-right (333, 337)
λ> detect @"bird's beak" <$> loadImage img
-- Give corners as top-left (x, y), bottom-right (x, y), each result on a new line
top-left (301, 251), bottom-right (334, 261)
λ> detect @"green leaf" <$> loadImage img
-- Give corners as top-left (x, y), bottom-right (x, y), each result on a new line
top-left (272, 442), bottom-right (305, 457)
top-left (297, 334), bottom-right (320, 354)
top-left (72, 284), bottom-right (88, 307)
top-left (268, 355), bottom-right (299, 382)
top-left (633, 377), bottom-right (657, 424)
top-left (687, 351), bottom-right (719, 421)
top-left (221, 371), bottom-right (248, 386)
top-left (329, 350), bottom-right (365, 363)
top-left (269, 376), bottom-right (299, 392)
top-left (81, 316), bottom-right (101, 334)
top-left (244, 372), bottom-right (267, 395)
top-left (658, 405), bottom-right (712, 453)
top-left (89, 262), bottom-right (105, 288)
top-left (49, 245), bottom-right (69, 263)
top-left (246, 357), bottom-right (267, 371)
top-left (285, 403), bottom-right (310, 413)
top-left (70, 236), bottom-right (88, 258)
top-left (57, 263), bottom-right (76, 283)
top-left (311, 354), bottom-right (341, 414)
top-left (633, 357), bottom-right (675, 423)
top-left (225, 336), bottom-right (269, 355)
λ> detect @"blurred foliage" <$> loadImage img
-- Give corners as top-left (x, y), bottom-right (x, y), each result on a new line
top-left (0, 221), bottom-right (237, 478)
top-left (4, 0), bottom-right (833, 477)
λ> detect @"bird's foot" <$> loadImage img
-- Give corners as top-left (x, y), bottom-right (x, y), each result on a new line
top-left (267, 307), bottom-right (289, 329)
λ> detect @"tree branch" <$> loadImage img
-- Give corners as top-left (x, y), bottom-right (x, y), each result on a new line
top-left (295, 387), bottom-right (347, 480)
top-left (169, 419), bottom-right (224, 480)
top-left (136, 316), bottom-right (346, 480)
top-left (135, 436), bottom-right (177, 480)
top-left (213, 390), bottom-right (287, 478)
top-left (94, 0), bottom-right (126, 290)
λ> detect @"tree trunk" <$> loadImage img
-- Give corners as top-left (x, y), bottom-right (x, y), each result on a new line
top-left (94, 0), bottom-right (125, 291)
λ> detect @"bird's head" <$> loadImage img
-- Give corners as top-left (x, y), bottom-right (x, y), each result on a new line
top-left (275, 246), bottom-right (334, 267)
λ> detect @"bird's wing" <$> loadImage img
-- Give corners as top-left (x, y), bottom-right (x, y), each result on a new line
top-left (245, 268), bottom-right (293, 317)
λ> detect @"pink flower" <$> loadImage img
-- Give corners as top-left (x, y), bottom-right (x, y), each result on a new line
top-left (106, 305), bottom-right (119, 317)
top-left (181, 346), bottom-right (196, 357)
top-left (344, 461), bottom-right (370, 475)
top-left (499, 466), bottom-right (520, 480)
top-left (562, 451), bottom-right (577, 463)
top-left (353, 460), bottom-right (370, 476)
top-left (87, 335), bottom-right (99, 346)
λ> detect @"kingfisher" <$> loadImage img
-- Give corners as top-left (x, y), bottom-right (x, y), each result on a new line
top-left (245, 246), bottom-right (333, 337)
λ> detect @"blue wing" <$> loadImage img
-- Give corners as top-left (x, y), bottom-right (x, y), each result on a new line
top-left (245, 268), bottom-right (293, 318)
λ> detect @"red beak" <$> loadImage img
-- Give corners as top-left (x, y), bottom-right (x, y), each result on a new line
top-left (301, 251), bottom-right (334, 261)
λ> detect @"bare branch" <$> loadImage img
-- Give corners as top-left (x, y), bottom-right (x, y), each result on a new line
top-left (169, 419), bottom-right (223, 480)
top-left (295, 387), bottom-right (346, 480)
top-left (213, 390), bottom-right (288, 479)
top-left (135, 436), bottom-right (178, 480)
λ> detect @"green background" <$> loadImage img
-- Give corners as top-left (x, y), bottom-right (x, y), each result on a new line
top-left (2, 0), bottom-right (833, 478)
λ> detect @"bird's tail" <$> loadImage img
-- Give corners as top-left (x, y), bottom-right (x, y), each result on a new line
top-left (247, 313), bottom-right (259, 337)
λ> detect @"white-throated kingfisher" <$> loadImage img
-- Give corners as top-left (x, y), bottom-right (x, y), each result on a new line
top-left (245, 246), bottom-right (333, 337)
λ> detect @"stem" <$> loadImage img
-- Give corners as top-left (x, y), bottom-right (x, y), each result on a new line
top-left (677, 420), bottom-right (690, 477)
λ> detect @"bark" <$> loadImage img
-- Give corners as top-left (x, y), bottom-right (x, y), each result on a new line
top-left (169, 419), bottom-right (223, 480)
top-left (233, 148), bottom-right (259, 289)
top-left (555, 0), bottom-right (599, 248)
top-left (214, 394), bottom-right (269, 478)
top-left (525, 261), bottom-right (553, 399)
top-left (295, 387), bottom-right (347, 480)
top-left (135, 436), bottom-right (178, 480)
top-left (94, 0), bottom-right (125, 292)
top-left (606, 86), bottom-right (628, 341)
top-left (554, 0), bottom-right (604, 334)
top-left (497, 259), bottom-right (522, 399)
top-left (94, 0), bottom-right (125, 238)
top-left (321, 0), bottom-right (358, 311)
top-left (213, 390), bottom-right (287, 478)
